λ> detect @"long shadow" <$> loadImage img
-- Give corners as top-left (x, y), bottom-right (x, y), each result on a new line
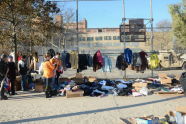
top-left (8, 94), bottom-right (45, 100)
top-left (1, 95), bottom-right (185, 124)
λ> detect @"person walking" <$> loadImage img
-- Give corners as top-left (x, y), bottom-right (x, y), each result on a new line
top-left (43, 53), bottom-right (57, 98)
top-left (7, 56), bottom-right (17, 95)
top-left (0, 54), bottom-right (8, 100)
top-left (18, 55), bottom-right (28, 91)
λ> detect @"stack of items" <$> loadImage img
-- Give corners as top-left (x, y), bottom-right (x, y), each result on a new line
top-left (121, 106), bottom-right (186, 124)
top-left (34, 79), bottom-right (45, 92)
top-left (15, 76), bottom-right (21, 91)
top-left (58, 78), bottom-right (134, 98)
top-left (132, 79), bottom-right (150, 97)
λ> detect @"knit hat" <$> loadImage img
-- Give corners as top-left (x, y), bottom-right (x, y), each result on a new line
top-left (1, 54), bottom-right (8, 59)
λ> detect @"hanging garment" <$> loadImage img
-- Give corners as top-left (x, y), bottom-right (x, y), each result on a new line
top-left (132, 53), bottom-right (141, 67)
top-left (131, 53), bottom-right (142, 71)
top-left (139, 51), bottom-right (148, 71)
top-left (61, 52), bottom-right (71, 68)
top-left (116, 54), bottom-right (128, 70)
top-left (69, 51), bottom-right (79, 69)
top-left (124, 48), bottom-right (133, 65)
top-left (78, 54), bottom-right (89, 72)
top-left (149, 53), bottom-right (160, 69)
top-left (86, 54), bottom-right (93, 67)
top-left (93, 50), bottom-right (103, 72)
top-left (102, 55), bottom-right (112, 72)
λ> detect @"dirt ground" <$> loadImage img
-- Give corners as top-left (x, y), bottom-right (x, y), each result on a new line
top-left (0, 92), bottom-right (185, 124)
top-left (0, 69), bottom-right (185, 124)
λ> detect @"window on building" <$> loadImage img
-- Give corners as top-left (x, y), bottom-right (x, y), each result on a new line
top-left (113, 36), bottom-right (120, 40)
top-left (79, 37), bottom-right (86, 41)
top-left (104, 36), bottom-right (112, 40)
top-left (87, 37), bottom-right (94, 41)
top-left (95, 36), bottom-right (103, 41)
top-left (98, 29), bottom-right (102, 32)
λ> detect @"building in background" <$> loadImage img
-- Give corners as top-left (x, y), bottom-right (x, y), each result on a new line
top-left (54, 15), bottom-right (174, 54)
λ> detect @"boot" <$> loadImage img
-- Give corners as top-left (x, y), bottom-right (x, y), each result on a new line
top-left (45, 91), bottom-right (52, 98)
top-left (1, 95), bottom-right (8, 100)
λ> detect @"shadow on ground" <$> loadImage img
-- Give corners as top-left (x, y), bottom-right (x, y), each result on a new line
top-left (8, 91), bottom-right (45, 100)
top-left (1, 95), bottom-right (185, 124)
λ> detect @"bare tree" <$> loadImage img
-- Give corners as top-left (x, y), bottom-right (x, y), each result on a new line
top-left (155, 20), bottom-right (173, 51)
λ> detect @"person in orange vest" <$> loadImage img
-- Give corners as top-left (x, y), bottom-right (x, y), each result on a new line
top-left (42, 53), bottom-right (57, 98)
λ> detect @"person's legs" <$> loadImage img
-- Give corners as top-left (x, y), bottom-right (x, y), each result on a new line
top-left (21, 75), bottom-right (27, 91)
top-left (10, 78), bottom-right (15, 95)
top-left (55, 72), bottom-right (60, 89)
top-left (45, 78), bottom-right (52, 98)
top-left (28, 75), bottom-right (34, 90)
top-left (0, 80), bottom-right (8, 100)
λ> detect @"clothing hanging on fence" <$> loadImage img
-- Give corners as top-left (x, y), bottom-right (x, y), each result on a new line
top-left (102, 55), bottom-right (112, 72)
top-left (149, 53), bottom-right (159, 69)
top-left (139, 51), bottom-right (148, 71)
top-left (61, 51), bottom-right (71, 68)
top-left (116, 54), bottom-right (128, 70)
top-left (124, 48), bottom-right (133, 65)
top-left (69, 51), bottom-right (78, 69)
top-left (131, 53), bottom-right (142, 71)
top-left (78, 54), bottom-right (89, 72)
top-left (86, 54), bottom-right (93, 67)
top-left (93, 50), bottom-right (103, 72)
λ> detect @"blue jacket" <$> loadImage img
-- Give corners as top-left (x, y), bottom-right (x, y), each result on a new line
top-left (102, 55), bottom-right (112, 72)
top-left (124, 48), bottom-right (133, 64)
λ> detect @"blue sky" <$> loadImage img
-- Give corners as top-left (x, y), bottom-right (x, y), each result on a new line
top-left (57, 0), bottom-right (181, 28)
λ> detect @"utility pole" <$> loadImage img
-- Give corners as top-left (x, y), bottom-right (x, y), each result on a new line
top-left (122, 0), bottom-right (126, 79)
top-left (76, 0), bottom-right (79, 52)
top-left (150, 0), bottom-right (154, 78)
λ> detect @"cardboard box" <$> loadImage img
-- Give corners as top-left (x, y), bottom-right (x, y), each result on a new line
top-left (176, 106), bottom-right (186, 124)
top-left (88, 77), bottom-right (97, 82)
top-left (176, 106), bottom-right (186, 114)
top-left (66, 90), bottom-right (84, 98)
top-left (133, 83), bottom-right (148, 88)
top-left (158, 73), bottom-right (172, 84)
top-left (15, 76), bottom-right (21, 91)
top-left (35, 83), bottom-right (45, 92)
top-left (133, 82), bottom-right (148, 91)
top-left (35, 79), bottom-right (44, 92)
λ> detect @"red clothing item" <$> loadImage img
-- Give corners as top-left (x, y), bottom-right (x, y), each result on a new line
top-left (93, 50), bottom-right (103, 72)
top-left (18, 56), bottom-right (22, 62)
top-left (96, 50), bottom-right (103, 66)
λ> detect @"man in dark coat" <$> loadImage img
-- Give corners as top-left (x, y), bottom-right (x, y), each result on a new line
top-left (0, 54), bottom-right (8, 100)
top-left (7, 56), bottom-right (17, 95)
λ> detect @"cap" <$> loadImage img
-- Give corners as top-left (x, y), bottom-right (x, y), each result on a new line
top-left (1, 54), bottom-right (8, 59)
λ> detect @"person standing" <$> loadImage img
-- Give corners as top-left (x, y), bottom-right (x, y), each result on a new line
top-left (18, 55), bottom-right (28, 91)
top-left (0, 54), bottom-right (8, 100)
top-left (43, 53), bottom-right (57, 98)
top-left (54, 52), bottom-right (62, 88)
top-left (7, 56), bottom-right (17, 95)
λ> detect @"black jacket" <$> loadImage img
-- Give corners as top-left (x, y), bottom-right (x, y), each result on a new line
top-left (19, 60), bottom-right (28, 75)
top-left (0, 60), bottom-right (8, 80)
top-left (116, 54), bottom-right (128, 70)
top-left (7, 62), bottom-right (16, 79)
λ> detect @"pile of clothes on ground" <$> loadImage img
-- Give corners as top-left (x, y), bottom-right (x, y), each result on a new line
top-left (58, 79), bottom-right (133, 97)
top-left (56, 75), bottom-right (184, 97)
